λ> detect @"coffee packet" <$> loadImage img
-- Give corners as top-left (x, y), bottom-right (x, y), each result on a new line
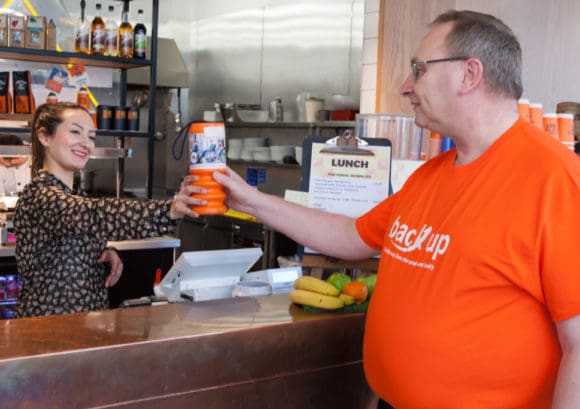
top-left (12, 71), bottom-right (36, 114)
top-left (0, 72), bottom-right (11, 114)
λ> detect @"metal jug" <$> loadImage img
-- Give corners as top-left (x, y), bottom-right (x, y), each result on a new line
top-left (268, 97), bottom-right (283, 122)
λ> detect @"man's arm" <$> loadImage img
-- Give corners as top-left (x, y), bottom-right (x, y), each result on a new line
top-left (213, 168), bottom-right (378, 260)
top-left (553, 314), bottom-right (580, 408)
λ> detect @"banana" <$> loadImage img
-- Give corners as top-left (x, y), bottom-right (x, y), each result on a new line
top-left (339, 293), bottom-right (356, 306)
top-left (294, 276), bottom-right (340, 296)
top-left (290, 289), bottom-right (345, 310)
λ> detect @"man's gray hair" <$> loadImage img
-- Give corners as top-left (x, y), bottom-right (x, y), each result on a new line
top-left (432, 10), bottom-right (523, 99)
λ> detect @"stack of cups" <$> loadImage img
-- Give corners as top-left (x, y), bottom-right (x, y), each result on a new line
top-left (543, 113), bottom-right (559, 140)
top-left (518, 99), bottom-right (530, 122)
top-left (557, 113), bottom-right (575, 151)
top-left (529, 103), bottom-right (543, 129)
top-left (556, 101), bottom-right (579, 152)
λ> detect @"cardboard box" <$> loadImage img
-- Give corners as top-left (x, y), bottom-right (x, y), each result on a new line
top-left (8, 15), bottom-right (25, 47)
top-left (0, 15), bottom-right (8, 47)
top-left (25, 16), bottom-right (46, 49)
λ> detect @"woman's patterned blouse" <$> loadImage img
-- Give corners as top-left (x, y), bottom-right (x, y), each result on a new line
top-left (14, 170), bottom-right (176, 318)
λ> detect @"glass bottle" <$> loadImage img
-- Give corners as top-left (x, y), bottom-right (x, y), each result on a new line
top-left (104, 5), bottom-right (118, 57)
top-left (77, 87), bottom-right (91, 110)
top-left (133, 9), bottom-right (147, 59)
top-left (118, 9), bottom-right (133, 58)
top-left (90, 3), bottom-right (105, 55)
top-left (74, 6), bottom-right (90, 55)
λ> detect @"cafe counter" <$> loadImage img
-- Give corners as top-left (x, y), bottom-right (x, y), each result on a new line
top-left (0, 294), bottom-right (377, 408)
top-left (0, 236), bottom-right (181, 310)
top-left (0, 236), bottom-right (181, 258)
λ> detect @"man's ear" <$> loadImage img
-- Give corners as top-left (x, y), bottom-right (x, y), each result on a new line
top-left (459, 58), bottom-right (484, 95)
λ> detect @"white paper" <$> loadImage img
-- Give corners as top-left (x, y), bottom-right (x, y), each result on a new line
top-left (304, 142), bottom-right (391, 253)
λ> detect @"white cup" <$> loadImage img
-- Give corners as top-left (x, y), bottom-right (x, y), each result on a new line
top-left (295, 146), bottom-right (303, 165)
top-left (305, 98), bottom-right (324, 122)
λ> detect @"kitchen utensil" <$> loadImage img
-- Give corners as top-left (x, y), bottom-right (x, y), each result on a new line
top-left (252, 147), bottom-right (271, 162)
top-left (112, 106), bottom-right (127, 130)
top-left (327, 94), bottom-right (359, 110)
top-left (331, 109), bottom-right (358, 121)
top-left (268, 97), bottom-right (283, 122)
top-left (227, 138), bottom-right (243, 160)
top-left (295, 146), bottom-right (303, 165)
top-left (237, 110), bottom-right (269, 122)
top-left (132, 89), bottom-right (149, 107)
top-left (126, 107), bottom-right (139, 131)
top-left (219, 103), bottom-right (236, 122)
top-left (305, 97), bottom-right (324, 122)
top-left (317, 110), bottom-right (332, 121)
top-left (232, 280), bottom-right (272, 297)
top-left (96, 105), bottom-right (112, 129)
top-left (78, 169), bottom-right (97, 192)
top-left (270, 145), bottom-right (294, 163)
top-left (296, 92), bottom-right (315, 122)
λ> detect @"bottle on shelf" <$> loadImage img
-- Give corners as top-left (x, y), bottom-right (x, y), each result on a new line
top-left (133, 9), bottom-right (147, 59)
top-left (74, 1), bottom-right (90, 54)
top-left (118, 9), bottom-right (133, 58)
top-left (104, 4), bottom-right (118, 57)
top-left (46, 19), bottom-right (57, 51)
top-left (90, 3), bottom-right (105, 56)
top-left (77, 86), bottom-right (90, 110)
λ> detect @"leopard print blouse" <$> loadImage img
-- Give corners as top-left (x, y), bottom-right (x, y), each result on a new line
top-left (14, 170), bottom-right (176, 318)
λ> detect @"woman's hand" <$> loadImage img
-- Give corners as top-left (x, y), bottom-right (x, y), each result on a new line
top-left (169, 174), bottom-right (207, 219)
top-left (98, 248), bottom-right (124, 288)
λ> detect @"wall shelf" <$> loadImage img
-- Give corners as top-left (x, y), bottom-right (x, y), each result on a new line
top-left (0, 145), bottom-right (126, 159)
top-left (228, 159), bottom-right (300, 168)
top-left (0, 0), bottom-right (160, 191)
top-left (0, 47), bottom-right (152, 69)
top-left (0, 128), bottom-right (150, 138)
top-left (224, 121), bottom-right (355, 129)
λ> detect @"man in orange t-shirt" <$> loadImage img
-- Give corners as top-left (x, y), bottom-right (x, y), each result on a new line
top-left (358, 117), bottom-right (579, 408)
top-left (213, 9), bottom-right (580, 409)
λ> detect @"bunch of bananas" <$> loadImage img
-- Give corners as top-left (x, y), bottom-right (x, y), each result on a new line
top-left (289, 276), bottom-right (344, 310)
top-left (289, 273), bottom-right (378, 312)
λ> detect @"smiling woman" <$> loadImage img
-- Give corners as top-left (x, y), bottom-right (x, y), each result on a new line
top-left (13, 102), bottom-right (206, 318)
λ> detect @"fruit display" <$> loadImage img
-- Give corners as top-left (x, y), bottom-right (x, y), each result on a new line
top-left (289, 289), bottom-right (344, 310)
top-left (326, 272), bottom-right (351, 292)
top-left (289, 273), bottom-right (377, 313)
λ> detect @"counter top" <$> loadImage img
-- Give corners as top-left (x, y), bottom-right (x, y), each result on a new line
top-left (0, 235), bottom-right (180, 258)
top-left (0, 295), bottom-right (333, 359)
top-left (108, 235), bottom-right (180, 251)
top-left (0, 295), bottom-right (376, 408)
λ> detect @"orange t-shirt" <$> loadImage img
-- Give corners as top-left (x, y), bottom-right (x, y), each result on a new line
top-left (356, 119), bottom-right (580, 409)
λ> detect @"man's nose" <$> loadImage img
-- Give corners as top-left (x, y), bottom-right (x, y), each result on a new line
top-left (399, 73), bottom-right (414, 96)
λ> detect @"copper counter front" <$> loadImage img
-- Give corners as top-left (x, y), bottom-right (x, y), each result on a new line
top-left (0, 295), bottom-right (376, 408)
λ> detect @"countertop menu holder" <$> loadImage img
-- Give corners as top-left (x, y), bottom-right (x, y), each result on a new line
top-left (298, 131), bottom-right (392, 278)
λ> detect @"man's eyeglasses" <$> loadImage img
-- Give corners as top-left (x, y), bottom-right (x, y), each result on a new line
top-left (411, 57), bottom-right (470, 81)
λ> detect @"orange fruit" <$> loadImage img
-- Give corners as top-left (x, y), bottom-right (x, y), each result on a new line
top-left (341, 281), bottom-right (368, 304)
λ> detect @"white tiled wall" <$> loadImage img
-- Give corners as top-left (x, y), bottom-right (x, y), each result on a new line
top-left (360, 0), bottom-right (380, 113)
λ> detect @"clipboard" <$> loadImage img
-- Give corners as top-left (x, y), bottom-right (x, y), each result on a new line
top-left (298, 131), bottom-right (392, 274)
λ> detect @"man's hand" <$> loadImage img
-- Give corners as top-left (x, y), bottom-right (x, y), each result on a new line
top-left (98, 248), bottom-right (124, 288)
